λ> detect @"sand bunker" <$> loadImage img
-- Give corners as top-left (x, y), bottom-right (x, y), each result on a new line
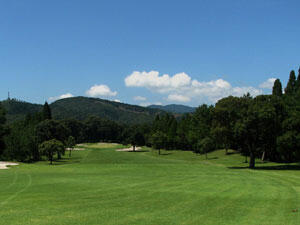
top-left (66, 147), bottom-right (85, 151)
top-left (0, 162), bottom-right (19, 170)
top-left (116, 147), bottom-right (141, 152)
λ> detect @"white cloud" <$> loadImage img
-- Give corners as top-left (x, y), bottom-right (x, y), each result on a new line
top-left (139, 102), bottom-right (152, 107)
top-left (86, 84), bottom-right (117, 97)
top-left (133, 96), bottom-right (147, 101)
top-left (49, 93), bottom-right (74, 102)
top-left (125, 71), bottom-right (191, 93)
top-left (167, 94), bottom-right (191, 102)
top-left (259, 78), bottom-right (276, 89)
top-left (114, 99), bottom-right (121, 103)
top-left (125, 70), bottom-right (263, 104)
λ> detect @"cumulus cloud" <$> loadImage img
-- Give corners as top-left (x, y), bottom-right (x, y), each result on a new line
top-left (139, 102), bottom-right (152, 107)
top-left (114, 99), bottom-right (121, 103)
top-left (86, 84), bottom-right (117, 97)
top-left (167, 94), bottom-right (191, 102)
top-left (125, 70), bottom-right (263, 103)
top-left (125, 71), bottom-right (191, 93)
top-left (49, 93), bottom-right (74, 102)
top-left (133, 96), bottom-right (147, 101)
top-left (259, 78), bottom-right (276, 89)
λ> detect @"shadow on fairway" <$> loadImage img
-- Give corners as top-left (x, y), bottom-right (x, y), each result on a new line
top-left (228, 164), bottom-right (300, 170)
top-left (207, 157), bottom-right (218, 160)
top-left (159, 152), bottom-right (172, 155)
top-left (127, 150), bottom-right (150, 153)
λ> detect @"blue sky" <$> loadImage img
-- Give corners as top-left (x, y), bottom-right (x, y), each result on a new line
top-left (1, 0), bottom-right (300, 106)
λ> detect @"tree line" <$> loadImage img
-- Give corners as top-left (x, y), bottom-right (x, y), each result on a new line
top-left (0, 67), bottom-right (300, 168)
top-left (148, 68), bottom-right (300, 168)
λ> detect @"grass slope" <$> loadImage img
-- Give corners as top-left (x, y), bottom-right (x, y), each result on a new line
top-left (1, 145), bottom-right (300, 225)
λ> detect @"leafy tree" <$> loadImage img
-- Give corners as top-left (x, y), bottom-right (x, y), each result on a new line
top-left (277, 111), bottom-right (300, 162)
top-left (272, 79), bottom-right (283, 97)
top-left (36, 119), bottom-right (69, 159)
top-left (213, 96), bottom-right (241, 154)
top-left (151, 131), bottom-right (167, 155)
top-left (66, 136), bottom-right (76, 157)
top-left (39, 139), bottom-right (65, 164)
top-left (130, 130), bottom-right (145, 151)
top-left (42, 102), bottom-right (52, 120)
top-left (36, 120), bottom-right (69, 144)
top-left (197, 137), bottom-right (214, 159)
top-left (285, 70), bottom-right (296, 95)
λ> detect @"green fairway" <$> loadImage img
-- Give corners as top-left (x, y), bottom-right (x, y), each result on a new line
top-left (1, 144), bottom-right (300, 225)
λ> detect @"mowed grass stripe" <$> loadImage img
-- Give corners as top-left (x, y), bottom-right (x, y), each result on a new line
top-left (0, 144), bottom-right (300, 225)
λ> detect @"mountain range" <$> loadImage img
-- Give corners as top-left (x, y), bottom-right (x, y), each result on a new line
top-left (1, 97), bottom-right (196, 124)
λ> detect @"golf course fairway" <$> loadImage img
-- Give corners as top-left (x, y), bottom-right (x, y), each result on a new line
top-left (0, 143), bottom-right (300, 225)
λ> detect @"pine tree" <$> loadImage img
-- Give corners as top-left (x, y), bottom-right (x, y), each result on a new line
top-left (43, 102), bottom-right (52, 120)
top-left (284, 70), bottom-right (296, 95)
top-left (272, 79), bottom-right (283, 96)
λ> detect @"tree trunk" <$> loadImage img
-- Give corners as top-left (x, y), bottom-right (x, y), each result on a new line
top-left (244, 155), bottom-right (248, 163)
top-left (205, 152), bottom-right (208, 160)
top-left (225, 148), bottom-right (228, 155)
top-left (249, 152), bottom-right (255, 169)
top-left (133, 145), bottom-right (136, 152)
top-left (159, 148), bottom-right (160, 155)
top-left (50, 153), bottom-right (53, 165)
top-left (57, 151), bottom-right (61, 160)
top-left (261, 151), bottom-right (266, 162)
top-left (69, 148), bottom-right (72, 157)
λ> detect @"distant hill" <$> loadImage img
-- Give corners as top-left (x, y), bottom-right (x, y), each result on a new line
top-left (148, 104), bottom-right (196, 114)
top-left (1, 97), bottom-right (165, 124)
top-left (1, 99), bottom-right (43, 122)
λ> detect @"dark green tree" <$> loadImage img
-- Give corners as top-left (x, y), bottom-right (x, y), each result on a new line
top-left (0, 103), bottom-right (7, 157)
top-left (130, 130), bottom-right (145, 151)
top-left (197, 137), bottom-right (215, 159)
top-left (272, 79), bottom-right (283, 97)
top-left (66, 136), bottom-right (76, 157)
top-left (151, 131), bottom-right (167, 155)
top-left (39, 139), bottom-right (65, 164)
top-left (295, 67), bottom-right (300, 93)
top-left (284, 70), bottom-right (296, 95)
top-left (43, 102), bottom-right (52, 120)
top-left (213, 96), bottom-right (240, 154)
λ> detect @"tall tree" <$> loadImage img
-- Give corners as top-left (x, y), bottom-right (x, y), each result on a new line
top-left (296, 67), bottom-right (300, 93)
top-left (151, 131), bottom-right (167, 155)
top-left (43, 102), bottom-right (52, 120)
top-left (213, 96), bottom-right (240, 154)
top-left (272, 79), bottom-right (283, 97)
top-left (285, 70), bottom-right (296, 95)
top-left (66, 136), bottom-right (76, 157)
top-left (0, 103), bottom-right (7, 157)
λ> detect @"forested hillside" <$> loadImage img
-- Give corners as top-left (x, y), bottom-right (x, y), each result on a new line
top-left (1, 97), bottom-right (164, 124)
top-left (1, 99), bottom-right (42, 122)
top-left (51, 97), bottom-right (163, 124)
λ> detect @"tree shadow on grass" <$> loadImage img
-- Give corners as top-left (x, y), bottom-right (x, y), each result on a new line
top-left (159, 152), bottom-right (172, 155)
top-left (207, 157), bottom-right (218, 160)
top-left (126, 150), bottom-right (150, 153)
top-left (228, 164), bottom-right (300, 170)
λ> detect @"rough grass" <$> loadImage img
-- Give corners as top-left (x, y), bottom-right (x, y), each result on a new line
top-left (1, 144), bottom-right (300, 225)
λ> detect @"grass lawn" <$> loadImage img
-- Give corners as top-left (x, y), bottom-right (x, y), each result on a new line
top-left (1, 144), bottom-right (300, 225)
